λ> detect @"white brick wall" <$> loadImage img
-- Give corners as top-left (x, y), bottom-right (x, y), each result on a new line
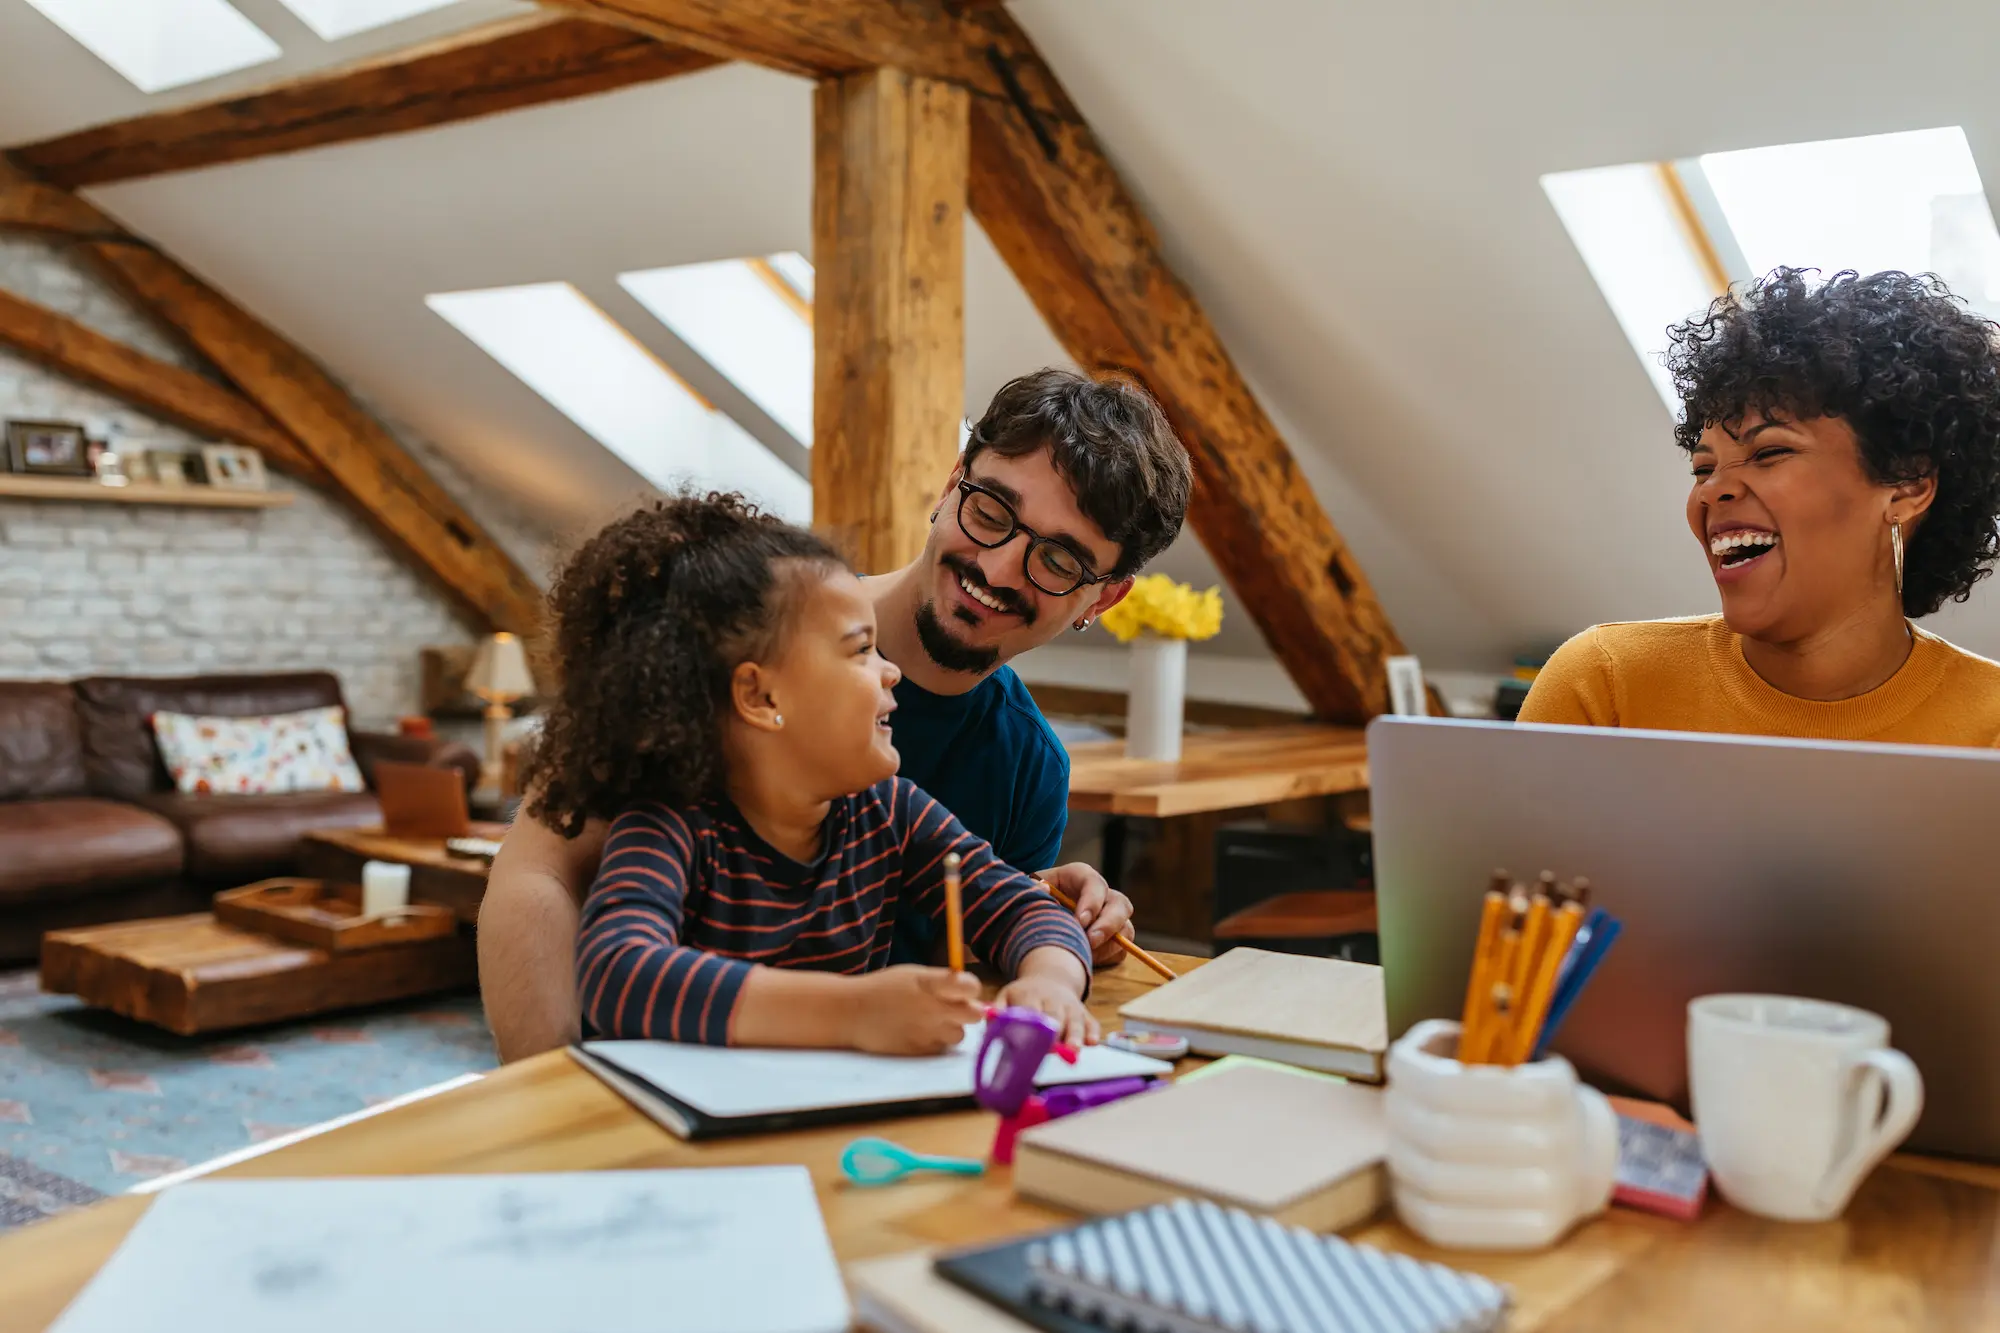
top-left (0, 236), bottom-right (554, 728)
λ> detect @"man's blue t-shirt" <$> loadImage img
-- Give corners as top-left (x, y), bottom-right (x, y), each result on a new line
top-left (887, 664), bottom-right (1070, 963)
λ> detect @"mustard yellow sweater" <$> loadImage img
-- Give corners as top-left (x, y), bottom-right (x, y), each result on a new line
top-left (1517, 615), bottom-right (2000, 747)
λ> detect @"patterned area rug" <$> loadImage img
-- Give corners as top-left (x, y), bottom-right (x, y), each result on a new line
top-left (0, 969), bottom-right (497, 1231)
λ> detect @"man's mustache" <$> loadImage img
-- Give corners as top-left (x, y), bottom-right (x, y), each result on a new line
top-left (943, 555), bottom-right (1034, 623)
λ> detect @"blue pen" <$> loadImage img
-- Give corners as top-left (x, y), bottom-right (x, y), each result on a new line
top-left (1532, 910), bottom-right (1621, 1060)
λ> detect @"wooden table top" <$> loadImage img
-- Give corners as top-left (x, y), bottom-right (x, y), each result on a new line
top-left (4, 954), bottom-right (1997, 1332)
top-left (1065, 723), bottom-right (1369, 817)
top-left (301, 822), bottom-right (508, 876)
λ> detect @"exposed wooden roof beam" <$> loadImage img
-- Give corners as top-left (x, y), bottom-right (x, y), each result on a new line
top-left (555, 0), bottom-right (1407, 718)
top-left (6, 14), bottom-right (721, 190)
top-left (0, 161), bottom-right (543, 635)
top-left (0, 286), bottom-right (325, 483)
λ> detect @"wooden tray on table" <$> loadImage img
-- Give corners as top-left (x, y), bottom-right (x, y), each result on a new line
top-left (213, 878), bottom-right (457, 952)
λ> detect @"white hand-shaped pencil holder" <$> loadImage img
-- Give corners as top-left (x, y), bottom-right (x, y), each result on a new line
top-left (1384, 1019), bottom-right (1618, 1251)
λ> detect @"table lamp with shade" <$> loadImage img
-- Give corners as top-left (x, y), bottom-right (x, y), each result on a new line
top-left (465, 631), bottom-right (535, 796)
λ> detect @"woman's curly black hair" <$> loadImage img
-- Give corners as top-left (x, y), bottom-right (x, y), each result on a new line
top-left (1664, 267), bottom-right (2000, 616)
top-left (522, 493), bottom-right (843, 836)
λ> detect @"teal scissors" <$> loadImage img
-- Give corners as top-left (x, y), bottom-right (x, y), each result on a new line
top-left (839, 1137), bottom-right (987, 1186)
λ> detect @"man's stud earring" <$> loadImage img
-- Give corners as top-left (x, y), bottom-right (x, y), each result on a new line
top-left (1073, 618), bottom-right (1092, 632)
top-left (774, 714), bottom-right (784, 727)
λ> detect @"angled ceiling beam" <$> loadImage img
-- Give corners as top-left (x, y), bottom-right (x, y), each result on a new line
top-left (0, 160), bottom-right (543, 635)
top-left (553, 0), bottom-right (1406, 719)
top-left (6, 14), bottom-right (721, 190)
top-left (0, 286), bottom-right (325, 483)
top-left (0, 171), bottom-right (119, 237)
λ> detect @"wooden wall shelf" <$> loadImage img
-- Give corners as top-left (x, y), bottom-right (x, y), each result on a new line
top-left (0, 475), bottom-right (293, 509)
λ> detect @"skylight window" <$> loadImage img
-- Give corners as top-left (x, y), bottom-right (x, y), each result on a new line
top-left (24, 0), bottom-right (280, 93)
top-left (1544, 125), bottom-right (2000, 414)
top-left (427, 283), bottom-right (809, 522)
top-left (272, 0), bottom-right (466, 41)
top-left (1700, 126), bottom-right (2000, 316)
top-left (619, 256), bottom-right (815, 447)
top-left (1542, 163), bottom-right (1720, 413)
top-left (764, 251), bottom-right (815, 302)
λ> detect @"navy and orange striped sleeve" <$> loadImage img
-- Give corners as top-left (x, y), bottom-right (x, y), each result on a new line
top-left (577, 804), bottom-right (752, 1044)
top-left (893, 779), bottom-right (1091, 984)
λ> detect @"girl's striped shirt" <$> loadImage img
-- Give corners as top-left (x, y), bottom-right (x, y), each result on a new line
top-left (577, 777), bottom-right (1091, 1043)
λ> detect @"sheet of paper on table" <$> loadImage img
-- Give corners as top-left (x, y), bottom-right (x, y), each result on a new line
top-left (582, 1019), bottom-right (1172, 1120)
top-left (46, 1167), bottom-right (849, 1333)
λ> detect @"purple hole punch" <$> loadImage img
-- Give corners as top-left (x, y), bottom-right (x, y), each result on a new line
top-left (973, 1006), bottom-right (1077, 1115)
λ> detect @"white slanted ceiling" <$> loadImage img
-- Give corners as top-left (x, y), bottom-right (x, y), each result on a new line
top-left (7, 0), bottom-right (2000, 708)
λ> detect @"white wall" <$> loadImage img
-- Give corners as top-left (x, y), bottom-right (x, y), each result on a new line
top-left (0, 235), bottom-right (553, 727)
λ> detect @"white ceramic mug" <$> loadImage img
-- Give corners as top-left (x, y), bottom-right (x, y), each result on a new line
top-left (1687, 994), bottom-right (1923, 1222)
top-left (1385, 1019), bottom-right (1618, 1251)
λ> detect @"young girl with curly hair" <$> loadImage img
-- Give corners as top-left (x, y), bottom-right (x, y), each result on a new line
top-left (523, 493), bottom-right (1095, 1055)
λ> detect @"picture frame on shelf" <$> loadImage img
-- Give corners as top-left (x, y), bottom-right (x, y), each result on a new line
top-left (144, 449), bottom-right (191, 486)
top-left (5, 420), bottom-right (91, 476)
top-left (198, 444), bottom-right (268, 491)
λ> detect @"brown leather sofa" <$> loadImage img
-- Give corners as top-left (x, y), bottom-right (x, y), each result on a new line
top-left (0, 672), bottom-right (478, 964)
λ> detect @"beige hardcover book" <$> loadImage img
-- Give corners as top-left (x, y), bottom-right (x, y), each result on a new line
top-left (1117, 947), bottom-right (1388, 1081)
top-left (848, 1251), bottom-right (1033, 1333)
top-left (1011, 1064), bottom-right (1387, 1233)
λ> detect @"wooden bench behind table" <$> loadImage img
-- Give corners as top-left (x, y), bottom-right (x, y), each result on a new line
top-left (4, 955), bottom-right (1999, 1333)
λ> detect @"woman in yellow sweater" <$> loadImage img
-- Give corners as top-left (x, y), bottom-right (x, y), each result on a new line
top-left (1522, 267), bottom-right (2000, 746)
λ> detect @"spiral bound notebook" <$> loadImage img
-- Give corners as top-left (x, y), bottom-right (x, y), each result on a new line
top-left (1025, 1200), bottom-right (1509, 1333)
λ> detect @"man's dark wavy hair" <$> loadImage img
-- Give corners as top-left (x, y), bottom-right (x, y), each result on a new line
top-left (1664, 267), bottom-right (2000, 616)
top-left (962, 369), bottom-right (1191, 579)
top-left (522, 492), bottom-right (843, 836)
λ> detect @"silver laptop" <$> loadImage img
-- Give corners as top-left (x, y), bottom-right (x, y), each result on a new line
top-left (1369, 715), bottom-right (2000, 1160)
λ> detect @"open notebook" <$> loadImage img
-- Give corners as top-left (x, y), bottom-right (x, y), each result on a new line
top-left (574, 1021), bottom-right (1173, 1140)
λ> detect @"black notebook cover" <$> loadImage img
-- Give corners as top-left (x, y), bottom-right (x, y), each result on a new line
top-left (568, 1044), bottom-right (977, 1142)
top-left (932, 1233), bottom-right (1098, 1333)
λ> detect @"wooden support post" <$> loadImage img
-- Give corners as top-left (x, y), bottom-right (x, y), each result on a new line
top-left (811, 67), bottom-right (968, 574)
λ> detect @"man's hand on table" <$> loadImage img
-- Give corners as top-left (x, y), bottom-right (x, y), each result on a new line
top-left (1041, 862), bottom-right (1137, 967)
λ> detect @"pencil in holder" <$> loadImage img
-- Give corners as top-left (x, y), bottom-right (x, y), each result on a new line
top-left (1384, 1019), bottom-right (1618, 1251)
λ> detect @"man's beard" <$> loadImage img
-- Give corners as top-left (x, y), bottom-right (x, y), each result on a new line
top-left (915, 599), bottom-right (1001, 674)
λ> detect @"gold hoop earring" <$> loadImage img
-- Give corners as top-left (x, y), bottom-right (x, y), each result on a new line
top-left (1892, 520), bottom-right (1905, 599)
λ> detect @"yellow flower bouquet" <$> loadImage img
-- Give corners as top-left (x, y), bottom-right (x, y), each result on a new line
top-left (1098, 574), bottom-right (1224, 643)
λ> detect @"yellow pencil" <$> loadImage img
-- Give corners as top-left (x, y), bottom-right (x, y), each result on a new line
top-left (1508, 890), bottom-right (1587, 1065)
top-left (943, 852), bottom-right (965, 973)
top-left (1471, 895), bottom-right (1527, 1063)
top-left (1039, 879), bottom-right (1178, 981)
top-left (1502, 874), bottom-right (1557, 1048)
top-left (1457, 874), bottom-right (1510, 1058)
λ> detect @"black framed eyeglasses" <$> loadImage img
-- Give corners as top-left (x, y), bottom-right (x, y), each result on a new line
top-left (953, 480), bottom-right (1115, 597)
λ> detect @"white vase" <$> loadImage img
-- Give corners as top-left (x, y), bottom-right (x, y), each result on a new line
top-left (1125, 635), bottom-right (1187, 762)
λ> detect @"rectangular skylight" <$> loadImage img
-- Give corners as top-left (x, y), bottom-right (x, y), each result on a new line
top-left (619, 258), bottom-right (815, 447)
top-left (272, 0), bottom-right (465, 41)
top-left (24, 0), bottom-right (280, 93)
top-left (765, 251), bottom-right (815, 302)
top-left (1700, 126), bottom-right (2000, 315)
top-left (427, 282), bottom-right (809, 522)
top-left (1543, 162), bottom-right (1720, 413)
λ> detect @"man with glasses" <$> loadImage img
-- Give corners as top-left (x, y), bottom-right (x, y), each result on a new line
top-left (477, 369), bottom-right (1194, 1061)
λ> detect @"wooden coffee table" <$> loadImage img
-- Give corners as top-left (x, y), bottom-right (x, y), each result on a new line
top-left (40, 913), bottom-right (475, 1036)
top-left (297, 821), bottom-right (508, 925)
top-left (39, 823), bottom-right (506, 1035)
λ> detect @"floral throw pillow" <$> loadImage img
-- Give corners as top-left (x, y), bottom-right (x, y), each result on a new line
top-left (151, 706), bottom-right (367, 796)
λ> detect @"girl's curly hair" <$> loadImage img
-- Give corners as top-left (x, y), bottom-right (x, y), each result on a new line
top-left (1664, 267), bottom-right (2000, 616)
top-left (522, 492), bottom-right (842, 836)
